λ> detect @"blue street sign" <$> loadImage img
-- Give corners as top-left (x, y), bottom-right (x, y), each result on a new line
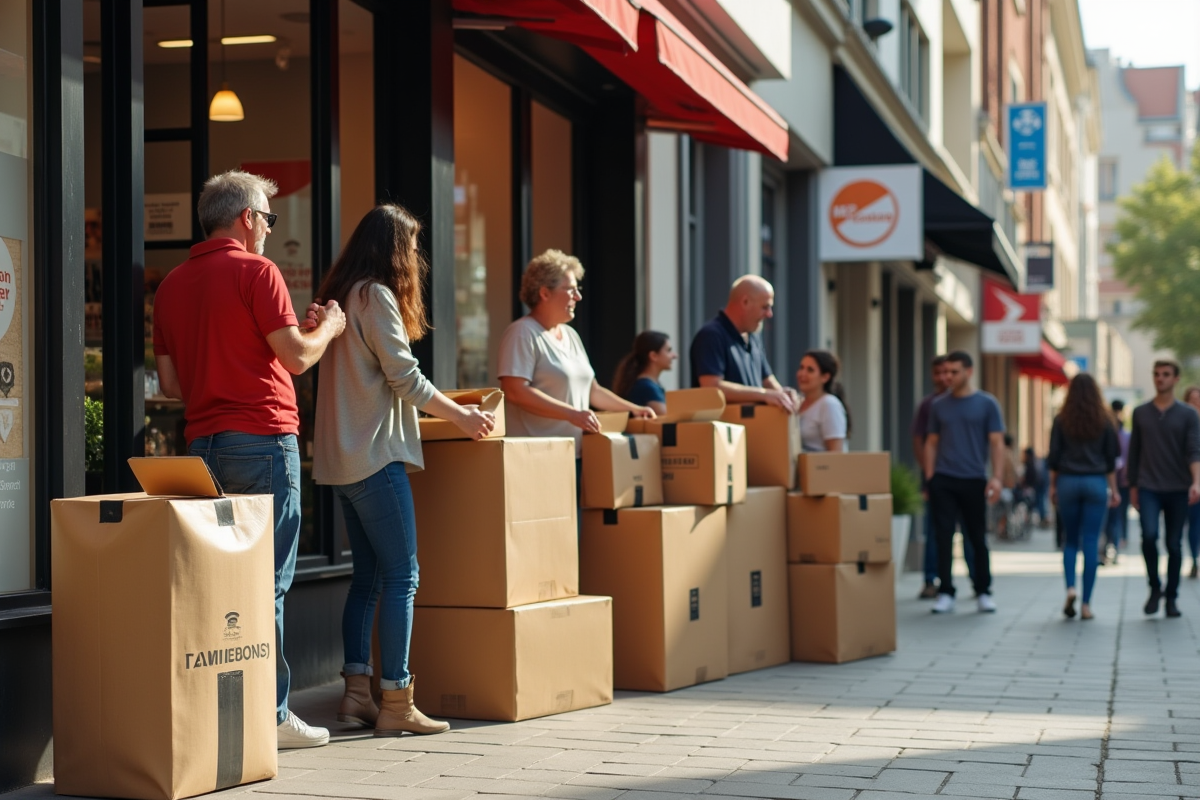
top-left (1008, 102), bottom-right (1047, 191)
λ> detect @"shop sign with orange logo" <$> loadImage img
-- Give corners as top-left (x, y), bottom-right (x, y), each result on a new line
top-left (818, 165), bottom-right (922, 262)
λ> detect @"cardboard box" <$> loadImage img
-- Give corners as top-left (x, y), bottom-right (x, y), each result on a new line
top-left (581, 431), bottom-right (663, 509)
top-left (797, 452), bottom-right (891, 496)
top-left (720, 404), bottom-right (801, 489)
top-left (418, 388), bottom-right (506, 441)
top-left (51, 457), bottom-right (277, 800)
top-left (660, 387), bottom-right (726, 422)
top-left (580, 505), bottom-right (728, 692)
top-left (648, 420), bottom-right (747, 505)
top-left (786, 492), bottom-right (893, 564)
top-left (410, 437), bottom-right (578, 608)
top-left (725, 487), bottom-right (790, 675)
top-left (409, 595), bottom-right (613, 722)
top-left (788, 562), bottom-right (896, 664)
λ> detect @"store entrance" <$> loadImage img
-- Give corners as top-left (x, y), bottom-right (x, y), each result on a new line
top-left (83, 0), bottom-right (376, 563)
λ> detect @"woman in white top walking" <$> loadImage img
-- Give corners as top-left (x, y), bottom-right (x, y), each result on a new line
top-left (796, 349), bottom-right (850, 453)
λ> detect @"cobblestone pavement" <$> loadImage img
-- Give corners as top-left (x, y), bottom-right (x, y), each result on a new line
top-left (13, 526), bottom-right (1200, 800)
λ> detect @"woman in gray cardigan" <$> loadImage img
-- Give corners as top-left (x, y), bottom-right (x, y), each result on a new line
top-left (312, 205), bottom-right (494, 736)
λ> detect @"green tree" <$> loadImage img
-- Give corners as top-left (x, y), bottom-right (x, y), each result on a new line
top-left (1111, 151), bottom-right (1200, 366)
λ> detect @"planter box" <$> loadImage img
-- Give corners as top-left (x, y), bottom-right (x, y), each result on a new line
top-left (891, 515), bottom-right (912, 570)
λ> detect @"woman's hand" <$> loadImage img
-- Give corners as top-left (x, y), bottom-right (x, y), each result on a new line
top-left (1049, 483), bottom-right (1058, 508)
top-left (630, 405), bottom-right (656, 419)
top-left (1109, 490), bottom-right (1121, 509)
top-left (568, 408), bottom-right (602, 433)
top-left (453, 405), bottom-right (496, 441)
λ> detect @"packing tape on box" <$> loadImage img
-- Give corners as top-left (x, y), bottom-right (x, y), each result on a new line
top-left (603, 509), bottom-right (619, 525)
top-left (99, 500), bottom-right (123, 523)
top-left (626, 435), bottom-right (640, 459)
top-left (97, 497), bottom-right (236, 526)
top-left (740, 405), bottom-right (756, 419)
top-left (634, 486), bottom-right (644, 507)
top-left (662, 423), bottom-right (677, 447)
top-left (858, 494), bottom-right (868, 511)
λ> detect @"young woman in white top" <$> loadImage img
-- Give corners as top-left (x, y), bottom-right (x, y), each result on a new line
top-left (796, 349), bottom-right (850, 453)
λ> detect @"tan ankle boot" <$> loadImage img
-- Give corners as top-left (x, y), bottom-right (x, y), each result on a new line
top-left (374, 676), bottom-right (449, 737)
top-left (336, 673), bottom-right (379, 728)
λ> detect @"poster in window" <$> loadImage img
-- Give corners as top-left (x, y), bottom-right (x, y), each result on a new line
top-left (0, 236), bottom-right (22, 459)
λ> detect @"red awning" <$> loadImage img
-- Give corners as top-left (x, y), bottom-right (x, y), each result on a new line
top-left (1015, 342), bottom-right (1070, 386)
top-left (583, 0), bottom-right (789, 161)
top-left (453, 0), bottom-right (640, 53)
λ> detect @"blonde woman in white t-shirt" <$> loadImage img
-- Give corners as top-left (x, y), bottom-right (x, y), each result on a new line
top-left (796, 349), bottom-right (850, 453)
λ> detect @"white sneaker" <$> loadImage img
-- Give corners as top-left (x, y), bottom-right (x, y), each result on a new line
top-left (977, 593), bottom-right (997, 613)
top-left (277, 710), bottom-right (330, 749)
top-left (932, 593), bottom-right (955, 614)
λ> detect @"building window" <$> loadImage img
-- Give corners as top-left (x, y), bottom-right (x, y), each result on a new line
top-left (899, 4), bottom-right (929, 120)
top-left (1145, 124), bottom-right (1179, 143)
top-left (0, 0), bottom-right (33, 595)
top-left (1099, 158), bottom-right (1118, 201)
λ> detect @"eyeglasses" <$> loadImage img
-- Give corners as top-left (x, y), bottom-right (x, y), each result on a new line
top-left (250, 208), bottom-right (278, 228)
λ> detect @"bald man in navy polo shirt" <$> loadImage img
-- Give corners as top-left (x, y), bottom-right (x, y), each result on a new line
top-left (689, 275), bottom-right (798, 412)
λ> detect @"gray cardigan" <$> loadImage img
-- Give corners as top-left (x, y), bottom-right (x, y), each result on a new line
top-left (313, 281), bottom-right (437, 486)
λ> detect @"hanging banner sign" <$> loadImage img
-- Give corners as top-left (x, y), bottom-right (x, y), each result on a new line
top-left (982, 278), bottom-right (1041, 354)
top-left (1008, 102), bottom-right (1047, 191)
top-left (818, 165), bottom-right (923, 262)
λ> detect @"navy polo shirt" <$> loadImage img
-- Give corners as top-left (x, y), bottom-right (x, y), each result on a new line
top-left (689, 311), bottom-right (774, 388)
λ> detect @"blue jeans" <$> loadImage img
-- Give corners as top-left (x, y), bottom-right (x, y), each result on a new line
top-left (1188, 500), bottom-right (1200, 563)
top-left (1138, 488), bottom-right (1189, 600)
top-left (1104, 486), bottom-right (1130, 552)
top-left (190, 432), bottom-right (301, 724)
top-left (333, 462), bottom-right (420, 691)
top-left (922, 509), bottom-right (976, 585)
top-left (1057, 474), bottom-right (1108, 604)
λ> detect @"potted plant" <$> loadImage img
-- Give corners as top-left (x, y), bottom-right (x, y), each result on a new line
top-left (85, 396), bottom-right (104, 495)
top-left (890, 464), bottom-right (923, 569)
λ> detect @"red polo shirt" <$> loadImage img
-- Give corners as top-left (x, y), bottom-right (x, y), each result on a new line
top-left (153, 238), bottom-right (300, 443)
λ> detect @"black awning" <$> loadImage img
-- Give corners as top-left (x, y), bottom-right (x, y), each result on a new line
top-left (833, 66), bottom-right (1017, 285)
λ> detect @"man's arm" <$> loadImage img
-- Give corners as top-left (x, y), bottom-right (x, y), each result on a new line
top-left (987, 431), bottom-right (1006, 503)
top-left (912, 435), bottom-right (926, 475)
top-left (155, 355), bottom-right (182, 400)
top-left (923, 433), bottom-right (940, 482)
top-left (266, 300), bottom-right (346, 375)
top-left (697, 374), bottom-right (795, 411)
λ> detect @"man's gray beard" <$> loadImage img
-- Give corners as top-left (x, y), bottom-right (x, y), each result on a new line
top-left (255, 237), bottom-right (266, 255)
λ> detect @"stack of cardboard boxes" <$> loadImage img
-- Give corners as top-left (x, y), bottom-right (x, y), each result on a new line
top-left (580, 389), bottom-right (792, 691)
top-left (404, 390), bottom-right (615, 722)
top-left (787, 452), bottom-right (897, 663)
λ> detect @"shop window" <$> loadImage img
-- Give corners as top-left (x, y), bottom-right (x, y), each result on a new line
top-left (453, 55), bottom-right (512, 389)
top-left (0, 0), bottom-right (33, 593)
top-left (531, 101), bottom-right (573, 258)
top-left (1099, 158), bottom-right (1118, 200)
top-left (760, 180), bottom-right (777, 365)
top-left (339, 0), bottom-right (374, 247)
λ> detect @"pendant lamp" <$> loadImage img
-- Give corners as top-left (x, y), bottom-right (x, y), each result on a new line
top-left (209, 0), bottom-right (244, 121)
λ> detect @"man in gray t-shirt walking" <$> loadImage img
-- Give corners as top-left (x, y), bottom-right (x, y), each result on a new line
top-left (1128, 359), bottom-right (1200, 617)
top-left (924, 351), bottom-right (1006, 614)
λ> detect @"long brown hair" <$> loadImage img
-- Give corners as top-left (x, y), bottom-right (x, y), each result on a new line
top-left (1059, 372), bottom-right (1111, 440)
top-left (315, 204), bottom-right (429, 341)
top-left (802, 349), bottom-right (852, 436)
top-left (612, 331), bottom-right (669, 398)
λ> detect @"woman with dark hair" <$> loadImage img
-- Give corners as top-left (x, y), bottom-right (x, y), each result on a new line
top-left (312, 204), bottom-right (495, 736)
top-left (796, 349), bottom-right (850, 452)
top-left (1048, 372), bottom-right (1120, 620)
top-left (612, 331), bottom-right (677, 416)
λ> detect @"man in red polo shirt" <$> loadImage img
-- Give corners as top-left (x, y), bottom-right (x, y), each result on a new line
top-left (153, 169), bottom-right (346, 749)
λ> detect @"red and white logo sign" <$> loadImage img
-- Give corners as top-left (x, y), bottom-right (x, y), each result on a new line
top-left (829, 180), bottom-right (899, 248)
top-left (982, 279), bottom-right (1041, 354)
top-left (819, 165), bottom-right (922, 262)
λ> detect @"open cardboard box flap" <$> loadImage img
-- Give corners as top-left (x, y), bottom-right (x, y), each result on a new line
top-left (127, 457), bottom-right (223, 497)
top-left (660, 388), bottom-right (725, 422)
top-left (420, 388), bottom-right (507, 441)
top-left (592, 412), bottom-right (630, 434)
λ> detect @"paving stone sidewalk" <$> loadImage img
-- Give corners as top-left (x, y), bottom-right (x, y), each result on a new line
top-left (12, 527), bottom-right (1200, 800)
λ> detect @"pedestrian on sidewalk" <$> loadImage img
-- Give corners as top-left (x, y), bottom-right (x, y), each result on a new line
top-left (313, 205), bottom-right (496, 738)
top-left (1048, 373), bottom-right (1120, 621)
top-left (1184, 386), bottom-right (1200, 578)
top-left (612, 330), bottom-right (677, 416)
top-left (796, 349), bottom-right (850, 452)
top-left (911, 355), bottom-right (976, 598)
top-left (1128, 360), bottom-right (1200, 618)
top-left (1101, 399), bottom-right (1131, 565)
top-left (924, 350), bottom-right (1005, 614)
top-left (689, 275), bottom-right (799, 412)
top-left (152, 170), bottom-right (346, 750)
